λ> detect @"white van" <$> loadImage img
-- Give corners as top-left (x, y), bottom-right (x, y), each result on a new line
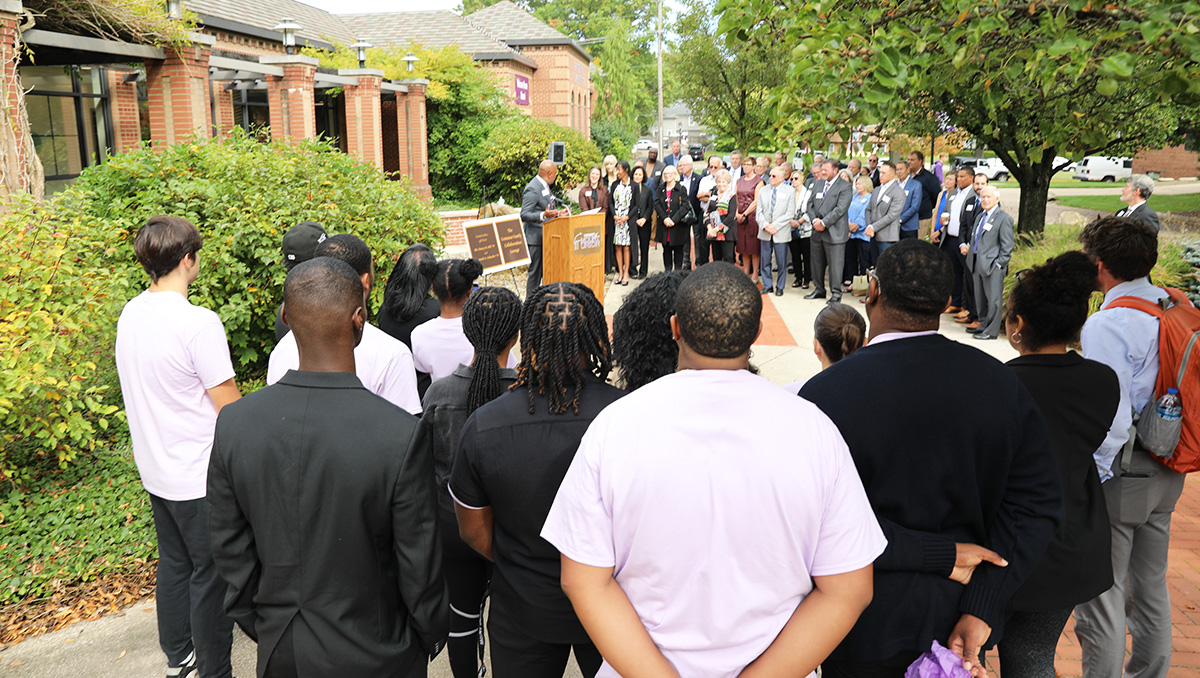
top-left (1073, 156), bottom-right (1133, 182)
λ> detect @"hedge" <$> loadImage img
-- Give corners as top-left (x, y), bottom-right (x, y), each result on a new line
top-left (469, 117), bottom-right (601, 207)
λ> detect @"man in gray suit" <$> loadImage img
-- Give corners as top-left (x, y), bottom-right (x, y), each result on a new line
top-left (1118, 174), bottom-right (1161, 233)
top-left (959, 185), bottom-right (1014, 340)
top-left (521, 160), bottom-right (562, 297)
top-left (806, 160), bottom-right (853, 303)
top-left (756, 165), bottom-right (796, 296)
top-left (864, 161), bottom-right (905, 259)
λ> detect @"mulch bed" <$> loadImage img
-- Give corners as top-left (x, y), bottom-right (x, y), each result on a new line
top-left (0, 564), bottom-right (155, 649)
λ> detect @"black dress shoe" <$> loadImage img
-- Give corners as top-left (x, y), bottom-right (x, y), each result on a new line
top-left (761, 287), bottom-right (770, 295)
top-left (775, 288), bottom-right (784, 296)
top-left (966, 326), bottom-right (983, 334)
top-left (829, 294), bottom-right (842, 304)
top-left (972, 333), bottom-right (997, 340)
top-left (791, 280), bottom-right (803, 288)
top-left (804, 290), bottom-right (826, 300)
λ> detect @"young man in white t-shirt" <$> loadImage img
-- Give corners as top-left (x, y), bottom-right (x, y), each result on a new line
top-left (542, 262), bottom-right (886, 678)
top-left (115, 216), bottom-right (241, 678)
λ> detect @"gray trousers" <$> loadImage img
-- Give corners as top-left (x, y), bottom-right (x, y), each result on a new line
top-left (1075, 447), bottom-right (1186, 678)
top-left (810, 238), bottom-right (845, 298)
top-left (525, 224), bottom-right (543, 298)
top-left (972, 265), bottom-right (1005, 337)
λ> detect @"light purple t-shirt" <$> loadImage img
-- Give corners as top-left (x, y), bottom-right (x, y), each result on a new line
top-left (542, 369), bottom-right (887, 678)
top-left (115, 290), bottom-right (235, 501)
top-left (411, 315), bottom-right (517, 383)
top-left (267, 322), bottom-right (421, 414)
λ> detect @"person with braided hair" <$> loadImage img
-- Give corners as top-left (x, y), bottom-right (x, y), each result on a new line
top-left (449, 282), bottom-right (623, 678)
top-left (411, 258), bottom-right (517, 388)
top-left (420, 286), bottom-right (521, 678)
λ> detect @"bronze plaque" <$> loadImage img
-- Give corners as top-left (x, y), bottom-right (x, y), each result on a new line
top-left (464, 221), bottom-right (503, 270)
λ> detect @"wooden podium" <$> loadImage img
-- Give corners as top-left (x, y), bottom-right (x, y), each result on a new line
top-left (543, 211), bottom-right (605, 304)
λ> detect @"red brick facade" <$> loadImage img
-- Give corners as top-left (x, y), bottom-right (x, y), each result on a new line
top-left (1133, 143), bottom-right (1199, 179)
top-left (0, 5), bottom-right (32, 198)
top-left (395, 81), bottom-right (431, 199)
top-left (343, 72), bottom-right (384, 170)
top-left (521, 45), bottom-right (593, 137)
top-left (213, 87), bottom-right (236, 138)
top-left (265, 57), bottom-right (318, 144)
top-left (146, 43), bottom-right (213, 146)
top-left (439, 210), bottom-right (475, 246)
top-left (106, 69), bottom-right (142, 154)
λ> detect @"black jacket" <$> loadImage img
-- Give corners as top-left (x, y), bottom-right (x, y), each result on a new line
top-left (801, 335), bottom-right (1060, 659)
top-left (655, 182), bottom-right (694, 247)
top-left (208, 371), bottom-right (448, 677)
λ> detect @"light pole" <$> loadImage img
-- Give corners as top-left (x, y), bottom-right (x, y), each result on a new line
top-left (657, 0), bottom-right (664, 154)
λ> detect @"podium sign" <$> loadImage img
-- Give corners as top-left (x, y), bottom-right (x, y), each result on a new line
top-left (463, 215), bottom-right (531, 275)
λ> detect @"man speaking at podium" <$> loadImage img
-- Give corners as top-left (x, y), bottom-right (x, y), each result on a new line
top-left (522, 159), bottom-right (562, 296)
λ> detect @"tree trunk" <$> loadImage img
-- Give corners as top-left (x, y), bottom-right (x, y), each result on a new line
top-left (1014, 162), bottom-right (1053, 236)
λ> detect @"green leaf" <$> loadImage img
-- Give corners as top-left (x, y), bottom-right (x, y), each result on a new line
top-left (1096, 78), bottom-right (1119, 96)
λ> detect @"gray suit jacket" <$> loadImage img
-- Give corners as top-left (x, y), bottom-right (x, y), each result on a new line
top-left (965, 207), bottom-right (1016, 274)
top-left (866, 180), bottom-right (906, 243)
top-left (521, 176), bottom-right (555, 245)
top-left (807, 177), bottom-right (853, 244)
top-left (1119, 202), bottom-right (1160, 233)
top-left (755, 183), bottom-right (795, 243)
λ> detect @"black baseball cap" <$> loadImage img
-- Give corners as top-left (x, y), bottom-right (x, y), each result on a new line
top-left (282, 221), bottom-right (327, 269)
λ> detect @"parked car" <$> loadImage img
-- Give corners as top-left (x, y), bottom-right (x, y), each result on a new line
top-left (688, 144), bottom-right (707, 161)
top-left (953, 155), bottom-right (1011, 181)
top-left (633, 139), bottom-right (655, 152)
top-left (1074, 156), bottom-right (1133, 182)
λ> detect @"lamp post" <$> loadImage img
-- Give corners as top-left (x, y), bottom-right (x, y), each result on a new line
top-left (351, 39), bottom-right (372, 69)
top-left (166, 0), bottom-right (183, 19)
top-left (273, 18), bottom-right (302, 55)
top-left (400, 52), bottom-right (420, 73)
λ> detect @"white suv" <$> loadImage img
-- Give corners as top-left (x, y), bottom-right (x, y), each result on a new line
top-left (955, 156), bottom-right (1010, 181)
top-left (1073, 156), bottom-right (1133, 182)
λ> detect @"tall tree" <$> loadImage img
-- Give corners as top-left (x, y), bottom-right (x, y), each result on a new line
top-left (670, 0), bottom-right (786, 153)
top-left (592, 19), bottom-right (652, 129)
top-left (716, 0), bottom-right (1200, 233)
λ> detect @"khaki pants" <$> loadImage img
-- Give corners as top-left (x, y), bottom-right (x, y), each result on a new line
top-left (918, 218), bottom-right (932, 241)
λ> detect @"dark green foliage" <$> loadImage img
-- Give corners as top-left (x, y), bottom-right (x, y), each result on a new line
top-left (469, 117), bottom-right (601, 206)
top-left (590, 119), bottom-right (639, 160)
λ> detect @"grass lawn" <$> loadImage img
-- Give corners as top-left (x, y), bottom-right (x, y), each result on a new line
top-left (431, 196), bottom-right (479, 212)
top-left (1054, 193), bottom-right (1200, 213)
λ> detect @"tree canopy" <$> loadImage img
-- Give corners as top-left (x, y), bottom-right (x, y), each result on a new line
top-left (716, 0), bottom-right (1200, 233)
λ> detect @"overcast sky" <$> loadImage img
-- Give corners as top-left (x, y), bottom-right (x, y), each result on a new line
top-left (301, 0), bottom-right (464, 13)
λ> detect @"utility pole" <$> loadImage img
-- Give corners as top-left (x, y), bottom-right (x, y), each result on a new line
top-left (657, 0), bottom-right (664, 152)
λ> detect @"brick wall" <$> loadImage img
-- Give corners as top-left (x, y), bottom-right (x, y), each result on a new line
top-left (266, 59), bottom-right (317, 144)
top-left (395, 82), bottom-right (431, 199)
top-left (146, 44), bottom-right (213, 146)
top-left (480, 61), bottom-right (535, 115)
top-left (213, 87), bottom-right (236, 138)
top-left (1133, 143), bottom-right (1199, 179)
top-left (0, 6), bottom-right (32, 197)
top-left (439, 210), bottom-right (475, 246)
top-left (519, 45), bottom-right (591, 135)
top-left (106, 69), bottom-right (142, 154)
top-left (343, 74), bottom-right (383, 170)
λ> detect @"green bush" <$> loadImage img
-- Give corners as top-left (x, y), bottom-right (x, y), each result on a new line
top-left (0, 444), bottom-right (154, 605)
top-left (62, 133), bottom-right (444, 380)
top-left (470, 117), bottom-right (601, 206)
top-left (590, 119), bottom-right (639, 161)
top-left (0, 195), bottom-right (122, 480)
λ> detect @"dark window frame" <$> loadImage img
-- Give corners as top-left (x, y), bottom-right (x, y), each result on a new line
top-left (27, 65), bottom-right (114, 182)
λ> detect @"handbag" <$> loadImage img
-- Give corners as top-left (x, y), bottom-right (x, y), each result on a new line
top-left (851, 274), bottom-right (870, 296)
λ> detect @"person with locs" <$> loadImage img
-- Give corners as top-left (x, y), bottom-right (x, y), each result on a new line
top-left (521, 159), bottom-right (562, 296)
top-left (801, 240), bottom-right (1061, 678)
top-left (542, 262), bottom-right (885, 678)
top-left (115, 215), bottom-right (241, 678)
top-left (450, 282), bottom-right (623, 678)
top-left (207, 257), bottom-right (448, 678)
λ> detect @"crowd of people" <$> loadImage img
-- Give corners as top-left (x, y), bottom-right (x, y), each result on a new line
top-left (114, 166), bottom-right (1184, 678)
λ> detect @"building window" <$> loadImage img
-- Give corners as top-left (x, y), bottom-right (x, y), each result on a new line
top-left (23, 65), bottom-right (113, 195)
top-left (232, 88), bottom-right (270, 138)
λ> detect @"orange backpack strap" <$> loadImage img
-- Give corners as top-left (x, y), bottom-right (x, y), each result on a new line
top-left (1105, 295), bottom-right (1166, 317)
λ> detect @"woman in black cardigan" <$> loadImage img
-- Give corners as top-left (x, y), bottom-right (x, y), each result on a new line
top-left (654, 165), bottom-right (692, 271)
top-left (703, 169), bottom-right (738, 264)
top-left (631, 165), bottom-right (655, 279)
top-left (1000, 251), bottom-right (1120, 678)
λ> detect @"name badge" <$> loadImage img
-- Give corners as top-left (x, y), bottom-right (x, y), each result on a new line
top-left (984, 222), bottom-right (994, 231)
top-left (904, 190), bottom-right (910, 197)
top-left (883, 195), bottom-right (892, 203)
top-left (966, 203), bottom-right (975, 211)
top-left (816, 192), bottom-right (825, 199)
top-left (542, 188), bottom-right (551, 196)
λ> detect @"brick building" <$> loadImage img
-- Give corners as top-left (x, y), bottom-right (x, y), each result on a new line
top-left (1132, 142), bottom-right (1200, 180)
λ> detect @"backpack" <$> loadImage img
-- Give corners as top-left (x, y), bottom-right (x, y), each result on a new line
top-left (1105, 287), bottom-right (1200, 473)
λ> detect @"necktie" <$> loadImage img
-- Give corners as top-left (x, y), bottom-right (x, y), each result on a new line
top-left (768, 187), bottom-right (776, 217)
top-left (973, 211), bottom-right (990, 253)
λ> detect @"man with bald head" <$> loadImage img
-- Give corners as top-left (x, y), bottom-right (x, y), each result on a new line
top-left (208, 257), bottom-right (448, 678)
top-left (522, 159), bottom-right (562, 296)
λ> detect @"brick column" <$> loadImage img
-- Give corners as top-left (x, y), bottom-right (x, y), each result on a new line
top-left (106, 69), bottom-right (142, 153)
top-left (145, 33), bottom-right (214, 147)
top-left (339, 69), bottom-right (384, 170)
top-left (0, 0), bottom-right (34, 199)
top-left (262, 55), bottom-right (317, 144)
top-left (213, 87), bottom-right (235, 138)
top-left (398, 78), bottom-right (431, 199)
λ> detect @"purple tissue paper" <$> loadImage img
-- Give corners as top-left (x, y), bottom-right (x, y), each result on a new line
top-left (904, 640), bottom-right (972, 678)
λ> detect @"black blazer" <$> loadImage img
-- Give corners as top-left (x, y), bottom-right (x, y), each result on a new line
top-left (705, 191), bottom-right (739, 242)
top-left (632, 181), bottom-right (654, 230)
top-left (655, 182), bottom-right (693, 247)
top-left (208, 371), bottom-right (448, 676)
top-left (1006, 352), bottom-right (1119, 611)
top-left (1119, 202), bottom-right (1161, 233)
top-left (801, 335), bottom-right (1060, 661)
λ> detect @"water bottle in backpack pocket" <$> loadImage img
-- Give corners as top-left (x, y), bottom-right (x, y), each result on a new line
top-left (1137, 388), bottom-right (1183, 458)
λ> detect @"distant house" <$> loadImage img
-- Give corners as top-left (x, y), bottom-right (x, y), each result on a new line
top-left (661, 102), bottom-right (710, 147)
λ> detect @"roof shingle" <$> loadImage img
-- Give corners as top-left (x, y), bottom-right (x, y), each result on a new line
top-left (185, 0), bottom-right (355, 44)
top-left (465, 1), bottom-right (568, 42)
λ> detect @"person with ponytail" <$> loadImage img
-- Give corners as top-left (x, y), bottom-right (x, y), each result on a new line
top-left (812, 302), bottom-right (867, 370)
top-left (419, 286), bottom-right (522, 678)
top-left (449, 282), bottom-right (623, 678)
top-left (412, 258), bottom-right (517, 388)
top-left (379, 243), bottom-right (440, 350)
top-left (999, 251), bottom-right (1120, 678)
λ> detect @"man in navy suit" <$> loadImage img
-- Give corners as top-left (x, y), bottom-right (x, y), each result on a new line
top-left (664, 139), bottom-right (684, 168)
top-left (896, 161), bottom-right (924, 239)
top-left (521, 160), bottom-right (562, 296)
top-left (1117, 174), bottom-right (1161, 233)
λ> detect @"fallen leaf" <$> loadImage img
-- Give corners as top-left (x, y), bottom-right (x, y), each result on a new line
top-left (115, 648), bottom-right (126, 660)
